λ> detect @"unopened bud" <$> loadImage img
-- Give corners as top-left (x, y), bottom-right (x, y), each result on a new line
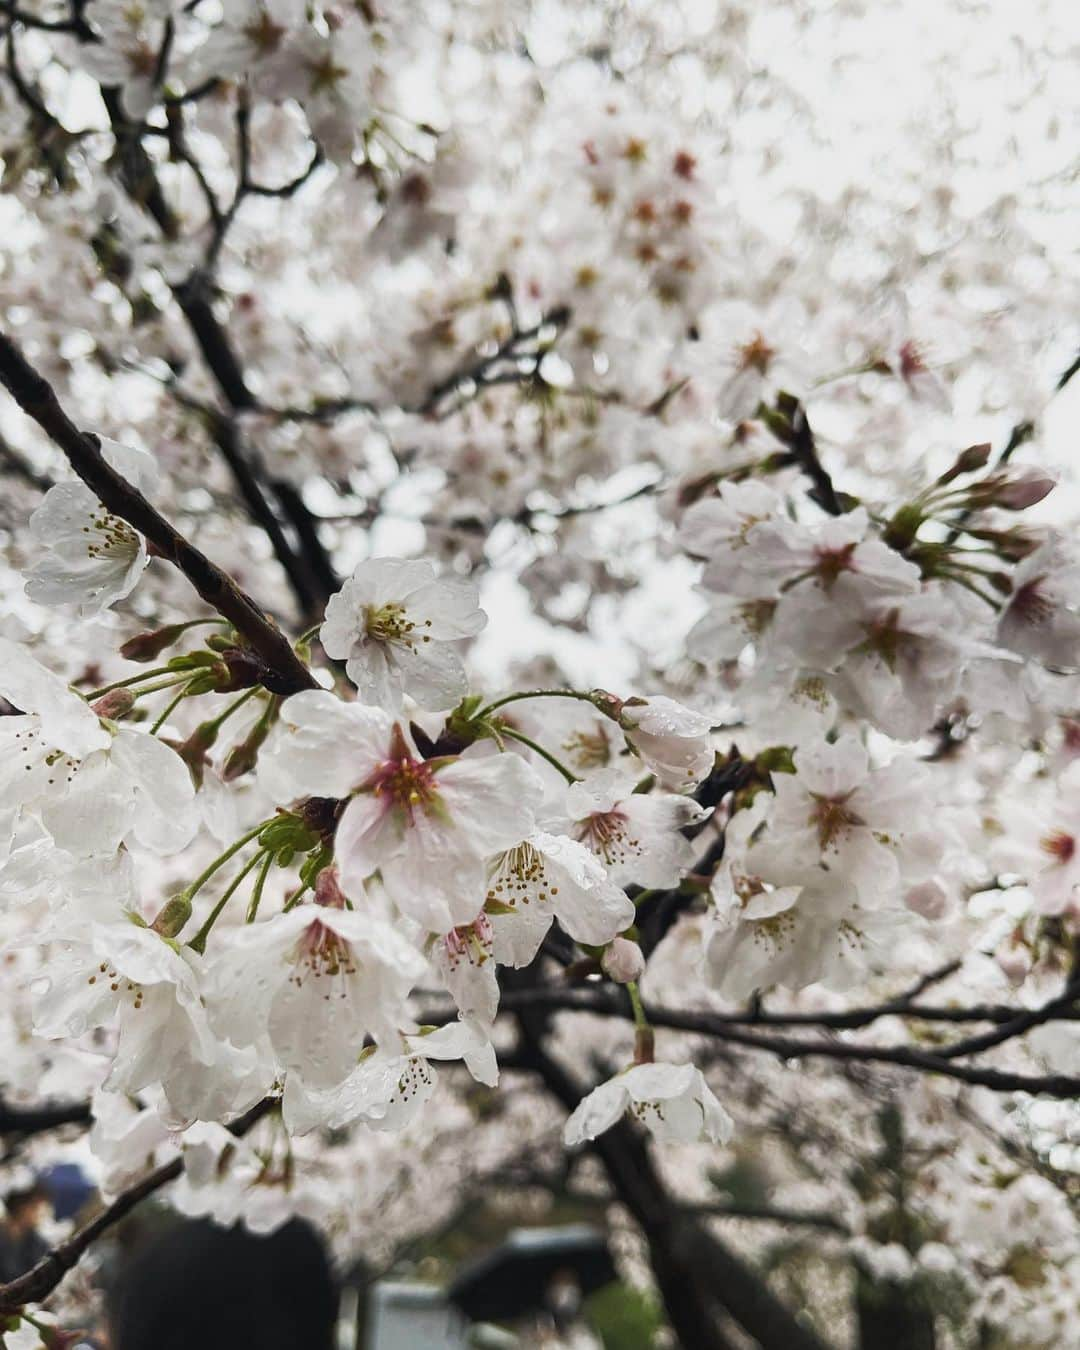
top-left (904, 880), bottom-right (949, 920)
top-left (222, 742), bottom-right (256, 781)
top-left (936, 442), bottom-right (991, 486)
top-left (183, 721), bottom-right (220, 757)
top-left (602, 937), bottom-right (645, 984)
top-left (986, 570), bottom-right (1013, 596)
top-left (983, 469), bottom-right (1057, 511)
top-left (151, 891), bottom-right (192, 939)
top-left (91, 688), bottom-right (136, 719)
top-left (119, 623), bottom-right (189, 662)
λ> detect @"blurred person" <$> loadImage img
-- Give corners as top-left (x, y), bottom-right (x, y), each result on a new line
top-left (0, 1180), bottom-right (52, 1283)
top-left (108, 1215), bottom-right (337, 1350)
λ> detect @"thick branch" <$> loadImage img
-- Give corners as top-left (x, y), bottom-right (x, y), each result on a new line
top-left (0, 1097), bottom-right (91, 1136)
top-left (0, 333), bottom-right (317, 696)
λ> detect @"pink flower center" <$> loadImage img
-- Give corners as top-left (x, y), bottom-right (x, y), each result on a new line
top-left (363, 727), bottom-right (442, 825)
top-left (737, 331), bottom-right (775, 375)
top-left (899, 339), bottom-right (928, 383)
top-left (809, 792), bottom-right (864, 849)
top-left (444, 914), bottom-right (494, 968)
top-left (291, 919), bottom-right (357, 984)
top-left (1008, 576), bottom-right (1054, 628)
top-left (577, 810), bottom-right (642, 868)
top-left (1040, 830), bottom-right (1075, 865)
top-left (813, 541), bottom-right (857, 589)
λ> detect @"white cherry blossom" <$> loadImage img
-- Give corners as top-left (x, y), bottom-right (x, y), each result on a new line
top-left (23, 439), bottom-right (156, 615)
top-left (752, 736), bottom-right (941, 904)
top-left (203, 902), bottom-right (426, 1087)
top-left (561, 769), bottom-right (704, 888)
top-left (619, 695), bottom-right (714, 791)
top-left (31, 916), bottom-right (218, 1096)
top-left (320, 557), bottom-right (486, 711)
top-left (485, 831), bottom-right (635, 967)
top-left (283, 1019), bottom-right (498, 1135)
top-left (564, 1061), bottom-right (733, 1147)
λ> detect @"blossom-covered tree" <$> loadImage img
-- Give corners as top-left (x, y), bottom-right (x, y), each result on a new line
top-left (0, 1), bottom-right (1078, 1346)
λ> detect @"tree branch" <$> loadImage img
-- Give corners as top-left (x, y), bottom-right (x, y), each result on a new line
top-left (0, 1096), bottom-right (275, 1314)
top-left (0, 333), bottom-right (317, 696)
top-left (486, 984), bottom-right (1080, 1098)
top-left (0, 1098), bottom-right (91, 1136)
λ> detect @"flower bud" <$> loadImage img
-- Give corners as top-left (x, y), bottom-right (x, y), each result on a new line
top-left (936, 442), bottom-right (991, 486)
top-left (591, 689), bottom-right (625, 721)
top-left (91, 688), bottom-right (136, 719)
top-left (982, 469), bottom-right (1057, 511)
top-left (994, 935), bottom-right (1031, 986)
top-left (119, 623), bottom-right (190, 662)
top-left (151, 891), bottom-right (192, 939)
top-left (602, 937), bottom-right (645, 984)
top-left (997, 470), bottom-right (1057, 509)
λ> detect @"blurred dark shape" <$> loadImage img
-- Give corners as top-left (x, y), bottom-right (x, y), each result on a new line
top-left (109, 1216), bottom-right (337, 1350)
top-left (447, 1224), bottom-right (616, 1325)
top-left (0, 1180), bottom-right (52, 1282)
top-left (38, 1162), bottom-right (96, 1222)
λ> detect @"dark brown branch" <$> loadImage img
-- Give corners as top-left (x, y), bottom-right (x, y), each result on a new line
top-left (0, 1096), bottom-right (275, 1314)
top-left (486, 985), bottom-right (1080, 1098)
top-left (101, 90), bottom-right (339, 612)
top-left (0, 332), bottom-right (317, 696)
top-left (0, 1097), bottom-right (92, 1136)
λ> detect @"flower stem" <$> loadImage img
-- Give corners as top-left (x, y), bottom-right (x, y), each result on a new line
top-left (477, 688), bottom-right (598, 719)
top-left (149, 681), bottom-right (194, 735)
top-left (132, 673), bottom-right (201, 698)
top-left (183, 820), bottom-right (274, 908)
top-left (203, 686), bottom-right (260, 735)
top-left (246, 849), bottom-right (275, 923)
top-left (187, 847), bottom-right (267, 954)
top-left (84, 664), bottom-right (180, 699)
top-left (498, 727), bottom-right (580, 784)
top-left (283, 878), bottom-right (313, 912)
top-left (628, 980), bottom-right (654, 1064)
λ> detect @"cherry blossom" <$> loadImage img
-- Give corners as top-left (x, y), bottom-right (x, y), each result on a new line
top-left (320, 557), bottom-right (486, 711)
top-left (564, 1062), bottom-right (733, 1147)
top-left (22, 439), bottom-right (156, 616)
top-left (618, 695), bottom-right (714, 791)
top-left (561, 769), bottom-right (704, 888)
top-left (484, 831), bottom-right (635, 967)
top-left (203, 903), bottom-right (426, 1087)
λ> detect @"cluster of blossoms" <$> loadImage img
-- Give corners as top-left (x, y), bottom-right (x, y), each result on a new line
top-left (1, 528), bottom-right (734, 1188)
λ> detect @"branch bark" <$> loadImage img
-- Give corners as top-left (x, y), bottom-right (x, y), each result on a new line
top-left (0, 333), bottom-right (317, 696)
top-left (0, 1098), bottom-right (92, 1136)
